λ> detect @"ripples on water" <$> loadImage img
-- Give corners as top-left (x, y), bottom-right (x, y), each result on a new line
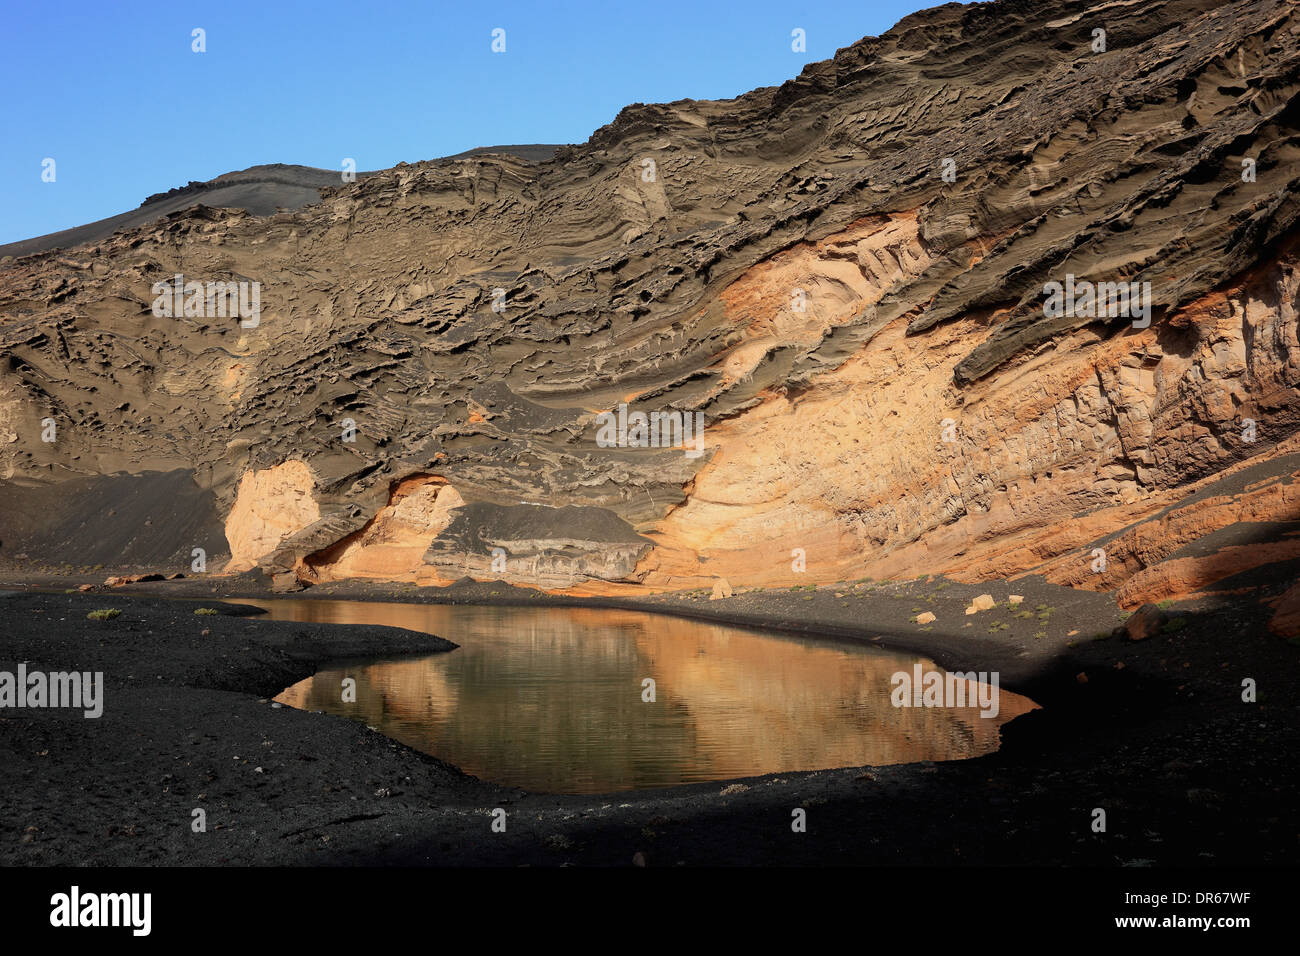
top-left (257, 599), bottom-right (1036, 793)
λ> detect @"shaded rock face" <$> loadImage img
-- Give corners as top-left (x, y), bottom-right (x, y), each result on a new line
top-left (422, 502), bottom-right (652, 590)
top-left (1124, 604), bottom-right (1168, 641)
top-left (1271, 581), bottom-right (1300, 637)
top-left (1, 0), bottom-right (1298, 599)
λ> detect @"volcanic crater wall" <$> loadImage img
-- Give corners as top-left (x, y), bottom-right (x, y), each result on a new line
top-left (1, 0), bottom-right (1298, 603)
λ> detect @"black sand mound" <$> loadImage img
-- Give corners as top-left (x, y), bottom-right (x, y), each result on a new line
top-left (0, 166), bottom-right (348, 260)
top-left (0, 469), bottom-right (227, 570)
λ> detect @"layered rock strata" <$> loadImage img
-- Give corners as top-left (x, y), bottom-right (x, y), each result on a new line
top-left (1, 0), bottom-right (1297, 614)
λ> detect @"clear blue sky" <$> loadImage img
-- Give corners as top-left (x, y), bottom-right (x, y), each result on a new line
top-left (1, 0), bottom-right (928, 244)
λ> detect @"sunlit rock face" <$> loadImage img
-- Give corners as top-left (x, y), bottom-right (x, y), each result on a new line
top-left (1, 0), bottom-right (1298, 599)
top-left (642, 244), bottom-right (1300, 599)
top-left (224, 460), bottom-right (320, 573)
top-left (300, 475), bottom-right (464, 583)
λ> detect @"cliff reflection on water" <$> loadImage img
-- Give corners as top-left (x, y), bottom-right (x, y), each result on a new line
top-left (260, 599), bottom-right (1036, 793)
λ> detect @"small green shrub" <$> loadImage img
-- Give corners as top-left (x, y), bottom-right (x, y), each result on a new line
top-left (87, 608), bottom-right (121, 621)
top-left (194, 608), bottom-right (219, 616)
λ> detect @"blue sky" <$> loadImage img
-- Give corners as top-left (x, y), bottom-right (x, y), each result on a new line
top-left (1, 0), bottom-right (928, 244)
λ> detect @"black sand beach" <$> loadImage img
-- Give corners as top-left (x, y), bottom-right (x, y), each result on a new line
top-left (2, 571), bottom-right (1295, 867)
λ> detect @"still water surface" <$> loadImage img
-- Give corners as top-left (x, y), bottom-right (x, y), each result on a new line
top-left (256, 599), bottom-right (1036, 793)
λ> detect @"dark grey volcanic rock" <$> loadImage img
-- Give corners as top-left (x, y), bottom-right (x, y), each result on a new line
top-left (0, 147), bottom-right (561, 260)
top-left (424, 503), bottom-right (652, 587)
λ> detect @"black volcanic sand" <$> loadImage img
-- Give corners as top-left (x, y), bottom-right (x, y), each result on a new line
top-left (1, 572), bottom-right (1297, 867)
top-left (0, 470), bottom-right (228, 569)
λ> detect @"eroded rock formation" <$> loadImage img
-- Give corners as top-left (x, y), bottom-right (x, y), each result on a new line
top-left (1, 0), bottom-right (1298, 611)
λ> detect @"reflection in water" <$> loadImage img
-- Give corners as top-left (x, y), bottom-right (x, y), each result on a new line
top-left (259, 599), bottom-right (1036, 793)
